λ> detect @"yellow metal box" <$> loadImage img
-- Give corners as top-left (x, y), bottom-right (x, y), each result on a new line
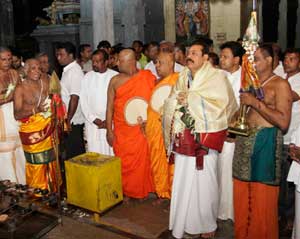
top-left (65, 152), bottom-right (123, 213)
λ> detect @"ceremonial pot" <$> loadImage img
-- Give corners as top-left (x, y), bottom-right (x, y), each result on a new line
top-left (65, 153), bottom-right (123, 213)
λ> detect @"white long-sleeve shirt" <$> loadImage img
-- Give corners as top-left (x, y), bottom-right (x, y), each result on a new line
top-left (80, 69), bottom-right (118, 124)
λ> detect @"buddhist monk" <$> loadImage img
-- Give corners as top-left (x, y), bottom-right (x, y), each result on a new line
top-left (106, 49), bottom-right (155, 201)
top-left (146, 52), bottom-right (178, 202)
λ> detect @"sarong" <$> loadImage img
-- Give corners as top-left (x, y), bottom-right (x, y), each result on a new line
top-left (19, 113), bottom-right (60, 191)
top-left (233, 127), bottom-right (282, 185)
top-left (233, 127), bottom-right (282, 239)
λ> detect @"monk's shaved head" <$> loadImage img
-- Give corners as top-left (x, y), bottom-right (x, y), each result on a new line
top-left (119, 49), bottom-right (136, 61)
top-left (155, 52), bottom-right (175, 78)
top-left (118, 48), bottom-right (137, 74)
top-left (159, 52), bottom-right (175, 63)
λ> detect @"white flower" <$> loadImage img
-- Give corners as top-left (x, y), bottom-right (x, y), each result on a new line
top-left (172, 109), bottom-right (185, 135)
top-left (40, 97), bottom-right (52, 119)
top-left (5, 83), bottom-right (16, 99)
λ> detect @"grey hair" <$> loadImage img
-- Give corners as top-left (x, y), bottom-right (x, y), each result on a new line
top-left (0, 46), bottom-right (11, 54)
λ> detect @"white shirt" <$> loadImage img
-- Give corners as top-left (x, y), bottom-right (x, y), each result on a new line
top-left (82, 60), bottom-right (92, 74)
top-left (284, 72), bottom-right (300, 144)
top-left (80, 69), bottom-right (118, 124)
top-left (287, 125), bottom-right (300, 192)
top-left (273, 61), bottom-right (287, 79)
top-left (61, 61), bottom-right (85, 125)
top-left (145, 61), bottom-right (184, 79)
top-left (222, 67), bottom-right (241, 106)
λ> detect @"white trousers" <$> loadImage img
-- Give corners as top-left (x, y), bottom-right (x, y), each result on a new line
top-left (169, 150), bottom-right (219, 239)
top-left (85, 122), bottom-right (113, 155)
top-left (217, 141), bottom-right (235, 220)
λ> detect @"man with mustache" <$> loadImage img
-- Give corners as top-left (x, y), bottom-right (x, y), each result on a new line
top-left (163, 40), bottom-right (238, 238)
top-left (80, 49), bottom-right (118, 154)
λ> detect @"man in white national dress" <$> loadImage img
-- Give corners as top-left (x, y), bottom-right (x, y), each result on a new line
top-left (0, 46), bottom-right (26, 184)
top-left (163, 40), bottom-right (238, 239)
top-left (80, 49), bottom-right (118, 155)
top-left (217, 41), bottom-right (245, 221)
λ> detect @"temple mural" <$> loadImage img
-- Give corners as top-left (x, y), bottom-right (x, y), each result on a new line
top-left (175, 0), bottom-right (209, 42)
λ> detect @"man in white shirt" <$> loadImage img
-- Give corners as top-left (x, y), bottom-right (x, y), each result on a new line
top-left (218, 41), bottom-right (245, 221)
top-left (279, 48), bottom-right (300, 230)
top-left (145, 41), bottom-right (183, 78)
top-left (56, 42), bottom-right (85, 159)
top-left (80, 49), bottom-right (118, 155)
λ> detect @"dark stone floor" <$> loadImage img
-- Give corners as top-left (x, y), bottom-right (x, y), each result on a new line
top-left (40, 197), bottom-right (292, 239)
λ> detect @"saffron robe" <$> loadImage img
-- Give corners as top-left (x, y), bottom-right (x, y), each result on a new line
top-left (146, 73), bottom-right (178, 199)
top-left (113, 70), bottom-right (155, 198)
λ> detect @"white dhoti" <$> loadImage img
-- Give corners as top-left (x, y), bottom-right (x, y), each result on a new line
top-left (0, 102), bottom-right (26, 184)
top-left (169, 150), bottom-right (219, 239)
top-left (217, 141), bottom-right (235, 221)
top-left (85, 122), bottom-right (113, 155)
top-left (287, 161), bottom-right (300, 239)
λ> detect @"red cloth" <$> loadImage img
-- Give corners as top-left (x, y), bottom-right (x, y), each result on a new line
top-left (171, 128), bottom-right (227, 169)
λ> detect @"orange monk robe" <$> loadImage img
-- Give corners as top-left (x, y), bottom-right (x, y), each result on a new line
top-left (113, 70), bottom-right (155, 198)
top-left (145, 73), bottom-right (178, 199)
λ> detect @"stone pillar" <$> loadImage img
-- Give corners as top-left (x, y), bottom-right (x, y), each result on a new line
top-left (92, 0), bottom-right (114, 48)
top-left (163, 0), bottom-right (176, 42)
top-left (121, 0), bottom-right (145, 47)
top-left (210, 0), bottom-right (240, 52)
top-left (0, 0), bottom-right (14, 46)
top-left (278, 0), bottom-right (287, 49)
top-left (80, 0), bottom-right (93, 45)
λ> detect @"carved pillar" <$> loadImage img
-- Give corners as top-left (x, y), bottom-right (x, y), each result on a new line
top-left (80, 0), bottom-right (93, 45)
top-left (0, 0), bottom-right (15, 46)
top-left (278, 0), bottom-right (287, 49)
top-left (163, 0), bottom-right (176, 42)
top-left (92, 0), bottom-right (114, 47)
top-left (121, 0), bottom-right (145, 47)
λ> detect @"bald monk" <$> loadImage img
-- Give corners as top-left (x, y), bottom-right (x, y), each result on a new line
top-left (14, 59), bottom-right (61, 192)
top-left (106, 49), bottom-right (155, 200)
top-left (146, 52), bottom-right (178, 201)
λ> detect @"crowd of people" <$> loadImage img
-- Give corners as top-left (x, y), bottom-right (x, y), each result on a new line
top-left (0, 37), bottom-right (299, 239)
